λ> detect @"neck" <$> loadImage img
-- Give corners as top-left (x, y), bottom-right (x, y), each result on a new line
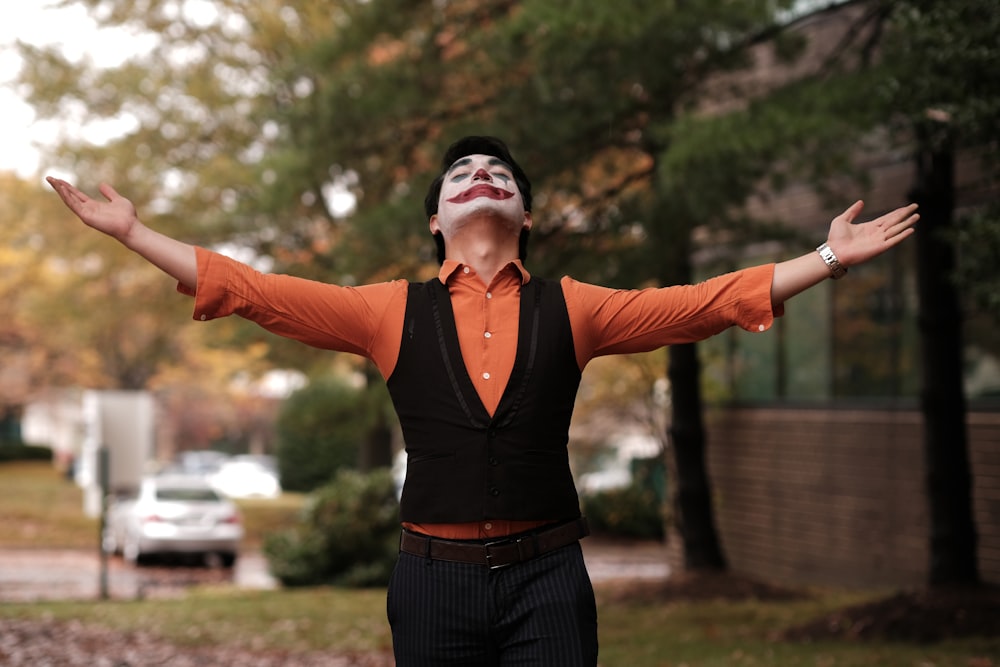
top-left (445, 217), bottom-right (522, 283)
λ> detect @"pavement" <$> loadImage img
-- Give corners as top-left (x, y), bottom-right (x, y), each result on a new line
top-left (0, 537), bottom-right (670, 602)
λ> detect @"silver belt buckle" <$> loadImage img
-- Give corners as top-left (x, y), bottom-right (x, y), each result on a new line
top-left (484, 538), bottom-right (515, 570)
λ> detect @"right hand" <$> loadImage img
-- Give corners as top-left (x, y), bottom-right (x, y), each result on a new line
top-left (46, 178), bottom-right (140, 242)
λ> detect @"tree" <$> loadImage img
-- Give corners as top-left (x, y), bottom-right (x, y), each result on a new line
top-left (14, 2), bottom-right (337, 457)
top-left (0, 174), bottom-right (55, 440)
top-left (0, 172), bottom-right (115, 435)
top-left (878, 0), bottom-right (1000, 586)
top-left (22, 0), bottom-right (914, 572)
top-left (767, 0), bottom-right (997, 586)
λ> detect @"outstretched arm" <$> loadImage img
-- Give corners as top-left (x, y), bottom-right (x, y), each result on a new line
top-left (771, 200), bottom-right (919, 306)
top-left (47, 177), bottom-right (198, 290)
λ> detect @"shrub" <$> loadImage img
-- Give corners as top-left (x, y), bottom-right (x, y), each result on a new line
top-left (274, 377), bottom-right (367, 492)
top-left (264, 468), bottom-right (400, 587)
top-left (582, 482), bottom-right (665, 540)
top-left (0, 444), bottom-right (53, 463)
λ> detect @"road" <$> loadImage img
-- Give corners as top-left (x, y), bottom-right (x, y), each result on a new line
top-left (0, 538), bottom-right (670, 602)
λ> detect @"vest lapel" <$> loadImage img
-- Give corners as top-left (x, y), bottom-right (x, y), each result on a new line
top-left (494, 279), bottom-right (542, 428)
top-left (425, 278), bottom-right (542, 428)
top-left (426, 280), bottom-right (490, 428)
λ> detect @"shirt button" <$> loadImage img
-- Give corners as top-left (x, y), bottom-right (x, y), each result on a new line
top-left (483, 372), bottom-right (491, 380)
top-left (486, 292), bottom-right (492, 299)
top-left (758, 324), bottom-right (765, 332)
top-left (484, 522), bottom-right (493, 531)
top-left (463, 266), bottom-right (471, 274)
top-left (484, 331), bottom-right (492, 339)
top-left (199, 314), bottom-right (207, 321)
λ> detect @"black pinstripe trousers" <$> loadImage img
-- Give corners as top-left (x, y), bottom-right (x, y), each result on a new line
top-left (386, 541), bottom-right (598, 666)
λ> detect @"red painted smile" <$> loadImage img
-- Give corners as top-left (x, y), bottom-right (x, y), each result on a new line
top-left (446, 184), bottom-right (515, 204)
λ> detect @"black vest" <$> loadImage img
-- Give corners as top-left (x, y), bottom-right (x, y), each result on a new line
top-left (387, 277), bottom-right (582, 523)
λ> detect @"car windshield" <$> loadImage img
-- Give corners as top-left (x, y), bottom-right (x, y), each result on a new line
top-left (156, 487), bottom-right (220, 502)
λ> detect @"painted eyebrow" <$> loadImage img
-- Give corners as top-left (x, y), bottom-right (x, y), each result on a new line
top-left (446, 156), bottom-right (513, 175)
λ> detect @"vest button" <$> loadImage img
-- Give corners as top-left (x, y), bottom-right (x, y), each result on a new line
top-left (489, 457), bottom-right (498, 466)
top-left (490, 487), bottom-right (500, 496)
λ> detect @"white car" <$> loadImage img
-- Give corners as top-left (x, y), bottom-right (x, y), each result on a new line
top-left (104, 475), bottom-right (243, 567)
top-left (209, 459), bottom-right (282, 499)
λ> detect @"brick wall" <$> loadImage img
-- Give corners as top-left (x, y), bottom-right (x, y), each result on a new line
top-left (696, 407), bottom-right (1000, 588)
top-left (653, 0), bottom-right (1000, 591)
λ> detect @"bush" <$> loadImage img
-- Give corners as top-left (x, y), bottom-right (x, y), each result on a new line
top-left (0, 444), bottom-right (53, 463)
top-left (264, 468), bottom-right (400, 587)
top-left (274, 377), bottom-right (367, 492)
top-left (582, 482), bottom-right (665, 540)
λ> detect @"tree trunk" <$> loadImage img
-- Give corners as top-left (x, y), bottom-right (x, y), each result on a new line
top-left (910, 121), bottom-right (979, 586)
top-left (660, 220), bottom-right (728, 571)
top-left (668, 342), bottom-right (728, 570)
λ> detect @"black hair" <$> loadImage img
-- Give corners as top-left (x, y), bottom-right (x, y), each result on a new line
top-left (424, 136), bottom-right (532, 264)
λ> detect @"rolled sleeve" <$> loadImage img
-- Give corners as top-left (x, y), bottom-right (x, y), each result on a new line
top-left (563, 263), bottom-right (782, 367)
top-left (734, 263), bottom-right (783, 333)
top-left (176, 247), bottom-right (230, 321)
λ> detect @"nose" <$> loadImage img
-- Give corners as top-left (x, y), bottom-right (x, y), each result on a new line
top-left (472, 168), bottom-right (492, 182)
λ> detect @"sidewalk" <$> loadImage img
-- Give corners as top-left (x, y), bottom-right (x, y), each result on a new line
top-left (582, 536), bottom-right (671, 583)
top-left (0, 538), bottom-right (670, 602)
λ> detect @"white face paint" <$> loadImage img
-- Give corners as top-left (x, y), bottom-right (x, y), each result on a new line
top-left (431, 153), bottom-right (531, 240)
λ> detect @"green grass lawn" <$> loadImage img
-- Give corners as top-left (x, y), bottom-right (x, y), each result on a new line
top-left (0, 460), bottom-right (304, 549)
top-left (2, 460), bottom-right (998, 665)
top-left (0, 460), bottom-right (98, 548)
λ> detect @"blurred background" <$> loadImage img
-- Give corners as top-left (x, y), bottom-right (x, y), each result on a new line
top-left (0, 0), bottom-right (997, 597)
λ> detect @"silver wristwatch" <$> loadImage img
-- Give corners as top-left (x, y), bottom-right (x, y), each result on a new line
top-left (816, 242), bottom-right (847, 279)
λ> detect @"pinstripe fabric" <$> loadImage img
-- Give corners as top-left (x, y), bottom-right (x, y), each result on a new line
top-left (387, 541), bottom-right (598, 666)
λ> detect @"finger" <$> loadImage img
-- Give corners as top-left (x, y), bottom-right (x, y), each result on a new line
top-left (886, 212), bottom-right (919, 238)
top-left (883, 225), bottom-right (916, 247)
top-left (46, 177), bottom-right (86, 207)
top-left (98, 182), bottom-right (119, 202)
top-left (875, 204), bottom-right (918, 232)
top-left (844, 199), bottom-right (864, 222)
top-left (46, 176), bottom-right (71, 198)
top-left (884, 203), bottom-right (918, 220)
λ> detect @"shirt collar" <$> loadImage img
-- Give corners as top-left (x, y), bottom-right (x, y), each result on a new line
top-left (438, 259), bottom-right (532, 285)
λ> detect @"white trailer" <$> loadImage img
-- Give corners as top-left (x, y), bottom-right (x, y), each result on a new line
top-left (78, 390), bottom-right (155, 517)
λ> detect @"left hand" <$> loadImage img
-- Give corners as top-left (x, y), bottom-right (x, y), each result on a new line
top-left (826, 200), bottom-right (919, 267)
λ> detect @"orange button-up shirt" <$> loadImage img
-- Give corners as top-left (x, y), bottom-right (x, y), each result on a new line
top-left (181, 248), bottom-right (780, 539)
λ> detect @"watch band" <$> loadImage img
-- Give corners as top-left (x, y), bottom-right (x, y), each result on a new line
top-left (816, 242), bottom-right (847, 279)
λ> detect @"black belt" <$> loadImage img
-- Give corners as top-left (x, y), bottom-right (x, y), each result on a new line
top-left (399, 517), bottom-right (590, 569)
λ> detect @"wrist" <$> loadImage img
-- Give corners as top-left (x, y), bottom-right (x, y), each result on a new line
top-left (816, 242), bottom-right (847, 280)
top-left (119, 219), bottom-right (146, 248)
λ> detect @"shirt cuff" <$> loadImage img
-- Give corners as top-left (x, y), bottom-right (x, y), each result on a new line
top-left (175, 246), bottom-right (229, 322)
top-left (737, 263), bottom-right (783, 333)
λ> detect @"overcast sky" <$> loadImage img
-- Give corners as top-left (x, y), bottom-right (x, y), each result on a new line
top-left (0, 2), bottom-right (152, 179)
